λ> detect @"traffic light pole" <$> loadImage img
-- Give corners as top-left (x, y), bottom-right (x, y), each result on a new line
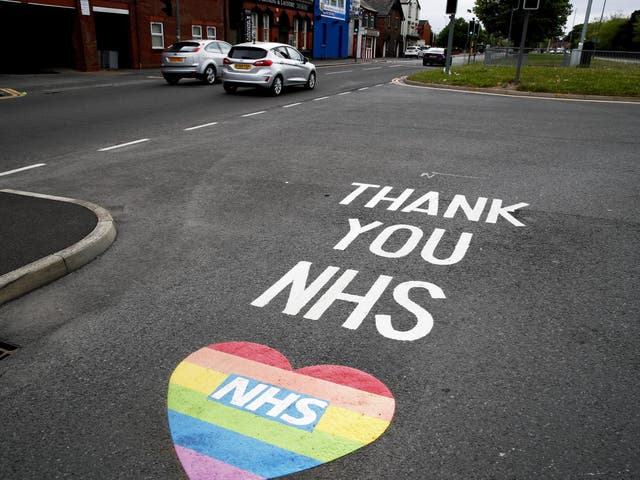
top-left (444, 13), bottom-right (455, 74)
top-left (514, 9), bottom-right (529, 84)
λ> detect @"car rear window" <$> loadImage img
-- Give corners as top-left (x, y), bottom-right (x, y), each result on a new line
top-left (227, 47), bottom-right (267, 60)
top-left (166, 42), bottom-right (201, 52)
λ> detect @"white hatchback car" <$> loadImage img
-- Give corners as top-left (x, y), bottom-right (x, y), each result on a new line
top-left (222, 42), bottom-right (316, 96)
top-left (161, 39), bottom-right (232, 85)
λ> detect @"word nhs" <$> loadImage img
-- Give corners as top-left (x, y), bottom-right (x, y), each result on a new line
top-left (209, 375), bottom-right (329, 431)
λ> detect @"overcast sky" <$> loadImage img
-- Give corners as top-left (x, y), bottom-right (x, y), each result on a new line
top-left (420, 0), bottom-right (638, 34)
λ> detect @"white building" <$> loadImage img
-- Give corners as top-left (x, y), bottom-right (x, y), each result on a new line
top-left (400, 0), bottom-right (421, 49)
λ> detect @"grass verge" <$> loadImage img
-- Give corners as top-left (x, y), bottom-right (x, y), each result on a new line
top-left (406, 62), bottom-right (640, 97)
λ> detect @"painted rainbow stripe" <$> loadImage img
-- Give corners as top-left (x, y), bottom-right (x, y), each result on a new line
top-left (167, 342), bottom-right (395, 480)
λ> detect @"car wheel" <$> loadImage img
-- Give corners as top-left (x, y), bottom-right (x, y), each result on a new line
top-left (270, 76), bottom-right (283, 96)
top-left (304, 71), bottom-right (316, 90)
top-left (202, 65), bottom-right (217, 85)
top-left (163, 74), bottom-right (180, 85)
top-left (223, 83), bottom-right (237, 94)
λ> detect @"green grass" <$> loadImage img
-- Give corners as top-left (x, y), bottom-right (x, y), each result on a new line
top-left (406, 62), bottom-right (640, 97)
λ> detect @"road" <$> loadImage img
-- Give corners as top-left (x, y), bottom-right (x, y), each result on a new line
top-left (1, 59), bottom-right (639, 479)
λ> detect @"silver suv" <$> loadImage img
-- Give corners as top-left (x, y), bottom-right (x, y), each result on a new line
top-left (222, 42), bottom-right (316, 96)
top-left (161, 40), bottom-right (232, 85)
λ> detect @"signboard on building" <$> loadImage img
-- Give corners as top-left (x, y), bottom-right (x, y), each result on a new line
top-left (320, 0), bottom-right (347, 21)
top-left (258, 0), bottom-right (313, 12)
top-left (80, 0), bottom-right (90, 16)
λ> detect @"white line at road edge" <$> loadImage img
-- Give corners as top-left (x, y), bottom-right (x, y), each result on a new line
top-left (0, 163), bottom-right (46, 177)
top-left (242, 111), bottom-right (266, 117)
top-left (358, 87), bottom-right (369, 91)
top-left (184, 122), bottom-right (218, 131)
top-left (283, 103), bottom-right (302, 108)
top-left (313, 96), bottom-right (330, 101)
top-left (98, 138), bottom-right (150, 152)
top-left (338, 92), bottom-right (351, 95)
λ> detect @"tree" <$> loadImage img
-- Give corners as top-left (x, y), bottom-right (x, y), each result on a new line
top-left (474, 0), bottom-right (571, 46)
top-left (436, 18), bottom-right (473, 49)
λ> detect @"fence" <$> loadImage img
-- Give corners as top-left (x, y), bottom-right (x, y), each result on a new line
top-left (482, 48), bottom-right (640, 69)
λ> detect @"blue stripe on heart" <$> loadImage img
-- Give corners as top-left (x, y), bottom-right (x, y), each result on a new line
top-left (168, 410), bottom-right (322, 478)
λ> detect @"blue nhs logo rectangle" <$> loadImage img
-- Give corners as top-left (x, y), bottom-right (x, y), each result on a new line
top-left (208, 375), bottom-right (329, 432)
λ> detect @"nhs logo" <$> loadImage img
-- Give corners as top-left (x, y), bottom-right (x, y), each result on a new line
top-left (209, 375), bottom-right (329, 432)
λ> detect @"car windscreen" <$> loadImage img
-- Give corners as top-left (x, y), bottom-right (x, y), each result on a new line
top-left (227, 47), bottom-right (267, 60)
top-left (166, 42), bottom-right (201, 52)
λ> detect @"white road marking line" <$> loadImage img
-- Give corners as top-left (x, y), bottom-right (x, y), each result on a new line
top-left (388, 64), bottom-right (405, 68)
top-left (242, 111), bottom-right (266, 117)
top-left (358, 87), bottom-right (369, 91)
top-left (313, 96), bottom-right (330, 101)
top-left (326, 70), bottom-right (353, 75)
top-left (375, 84), bottom-right (385, 87)
top-left (363, 67), bottom-right (382, 71)
top-left (98, 138), bottom-right (150, 152)
top-left (0, 163), bottom-right (46, 177)
top-left (283, 102), bottom-right (302, 108)
top-left (184, 122), bottom-right (218, 131)
top-left (338, 91), bottom-right (351, 95)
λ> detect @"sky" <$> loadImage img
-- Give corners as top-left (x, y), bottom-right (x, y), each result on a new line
top-left (419, 0), bottom-right (638, 35)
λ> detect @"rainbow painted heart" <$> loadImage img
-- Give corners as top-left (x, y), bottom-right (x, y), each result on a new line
top-left (167, 342), bottom-right (395, 479)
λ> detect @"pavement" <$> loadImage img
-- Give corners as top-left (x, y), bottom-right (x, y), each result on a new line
top-left (0, 190), bottom-right (116, 305)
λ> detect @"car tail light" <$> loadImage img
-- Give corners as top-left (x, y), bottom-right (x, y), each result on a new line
top-left (223, 58), bottom-right (232, 65)
top-left (254, 60), bottom-right (273, 67)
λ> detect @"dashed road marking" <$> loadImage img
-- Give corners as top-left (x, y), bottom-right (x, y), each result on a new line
top-left (313, 96), bottom-right (330, 101)
top-left (242, 111), bottom-right (266, 117)
top-left (326, 70), bottom-right (353, 75)
top-left (283, 102), bottom-right (302, 108)
top-left (184, 122), bottom-right (218, 131)
top-left (98, 138), bottom-right (150, 152)
top-left (0, 163), bottom-right (46, 177)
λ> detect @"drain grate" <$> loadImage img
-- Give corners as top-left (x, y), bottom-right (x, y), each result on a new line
top-left (0, 341), bottom-right (19, 360)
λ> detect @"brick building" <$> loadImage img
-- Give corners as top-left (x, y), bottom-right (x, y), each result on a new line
top-left (226, 1), bottom-right (314, 56)
top-left (0, 0), bottom-right (226, 72)
top-left (365, 0), bottom-right (403, 57)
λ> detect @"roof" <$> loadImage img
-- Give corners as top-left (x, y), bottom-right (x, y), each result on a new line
top-left (360, 0), bottom-right (377, 13)
top-left (364, 0), bottom-right (403, 16)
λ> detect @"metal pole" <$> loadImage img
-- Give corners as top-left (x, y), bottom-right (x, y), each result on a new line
top-left (578, 0), bottom-right (594, 49)
top-left (444, 13), bottom-right (455, 74)
top-left (176, 0), bottom-right (181, 40)
top-left (514, 9), bottom-right (529, 84)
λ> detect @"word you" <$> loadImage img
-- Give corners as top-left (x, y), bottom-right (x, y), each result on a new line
top-left (251, 182), bottom-right (530, 341)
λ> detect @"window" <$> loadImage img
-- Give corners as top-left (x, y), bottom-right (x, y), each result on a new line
top-left (301, 20), bottom-right (307, 49)
top-left (192, 25), bottom-right (202, 39)
top-left (205, 42), bottom-right (221, 53)
top-left (251, 13), bottom-right (258, 42)
top-left (293, 18), bottom-right (299, 48)
top-left (262, 15), bottom-right (270, 42)
top-left (285, 46), bottom-right (303, 62)
top-left (206, 26), bottom-right (216, 39)
top-left (151, 22), bottom-right (164, 49)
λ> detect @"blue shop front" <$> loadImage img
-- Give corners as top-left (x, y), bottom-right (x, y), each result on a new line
top-left (313, 0), bottom-right (351, 59)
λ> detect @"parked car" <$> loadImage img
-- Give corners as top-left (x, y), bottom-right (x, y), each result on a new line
top-left (404, 46), bottom-right (421, 58)
top-left (222, 42), bottom-right (316, 96)
top-left (161, 39), bottom-right (232, 85)
top-left (417, 45), bottom-right (431, 58)
top-left (422, 47), bottom-right (447, 66)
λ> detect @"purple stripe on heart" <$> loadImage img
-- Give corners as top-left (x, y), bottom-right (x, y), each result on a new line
top-left (175, 445), bottom-right (265, 480)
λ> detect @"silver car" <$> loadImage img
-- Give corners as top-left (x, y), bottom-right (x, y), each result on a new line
top-left (222, 42), bottom-right (316, 96)
top-left (161, 40), bottom-right (232, 85)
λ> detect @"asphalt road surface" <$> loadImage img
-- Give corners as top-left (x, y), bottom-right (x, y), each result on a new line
top-left (1, 61), bottom-right (639, 479)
